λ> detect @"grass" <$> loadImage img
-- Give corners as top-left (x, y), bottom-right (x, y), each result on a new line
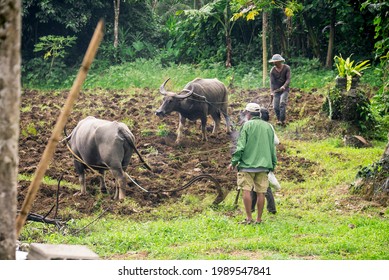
top-left (82, 59), bottom-right (335, 91)
top-left (26, 58), bottom-right (339, 91)
top-left (19, 136), bottom-right (389, 260)
top-left (18, 174), bottom-right (78, 189)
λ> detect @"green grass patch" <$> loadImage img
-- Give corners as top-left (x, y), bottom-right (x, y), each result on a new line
top-left (25, 59), bottom-right (338, 91)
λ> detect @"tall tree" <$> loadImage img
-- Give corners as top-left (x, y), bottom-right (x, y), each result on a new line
top-left (324, 7), bottom-right (336, 68)
top-left (0, 0), bottom-right (21, 260)
top-left (113, 0), bottom-right (121, 48)
top-left (262, 10), bottom-right (268, 86)
top-left (323, 0), bottom-right (350, 68)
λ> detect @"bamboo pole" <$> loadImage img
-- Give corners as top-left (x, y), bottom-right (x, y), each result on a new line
top-left (16, 20), bottom-right (104, 237)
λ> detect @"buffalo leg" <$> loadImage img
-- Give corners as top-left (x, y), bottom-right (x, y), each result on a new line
top-left (113, 181), bottom-right (119, 200)
top-left (79, 173), bottom-right (87, 195)
top-left (200, 116), bottom-right (208, 141)
top-left (75, 160), bottom-right (87, 195)
top-left (99, 170), bottom-right (107, 194)
top-left (223, 113), bottom-right (232, 133)
top-left (112, 169), bottom-right (126, 200)
top-left (176, 115), bottom-right (186, 143)
top-left (211, 112), bottom-right (221, 134)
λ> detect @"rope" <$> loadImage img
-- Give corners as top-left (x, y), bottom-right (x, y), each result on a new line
top-left (126, 173), bottom-right (226, 205)
top-left (70, 207), bottom-right (111, 235)
top-left (65, 140), bottom-right (227, 204)
top-left (187, 92), bottom-right (231, 117)
top-left (66, 143), bottom-right (106, 177)
top-left (67, 173), bottom-right (226, 235)
top-left (126, 173), bottom-right (219, 193)
top-left (65, 131), bottom-right (232, 172)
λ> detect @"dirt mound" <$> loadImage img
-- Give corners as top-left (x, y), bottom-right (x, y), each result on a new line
top-left (18, 87), bottom-right (326, 219)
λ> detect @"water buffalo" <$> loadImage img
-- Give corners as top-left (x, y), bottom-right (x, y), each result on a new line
top-left (65, 116), bottom-right (150, 200)
top-left (155, 78), bottom-right (232, 143)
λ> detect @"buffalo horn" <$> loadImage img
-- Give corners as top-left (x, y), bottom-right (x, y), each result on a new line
top-left (159, 78), bottom-right (176, 97)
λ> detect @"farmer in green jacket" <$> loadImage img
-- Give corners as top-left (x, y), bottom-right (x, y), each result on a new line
top-left (227, 103), bottom-right (277, 225)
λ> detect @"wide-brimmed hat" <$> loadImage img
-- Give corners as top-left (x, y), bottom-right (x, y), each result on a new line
top-left (245, 103), bottom-right (261, 113)
top-left (269, 54), bottom-right (285, 63)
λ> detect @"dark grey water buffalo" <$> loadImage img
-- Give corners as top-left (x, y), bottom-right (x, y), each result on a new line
top-left (65, 116), bottom-right (150, 200)
top-left (155, 78), bottom-right (232, 143)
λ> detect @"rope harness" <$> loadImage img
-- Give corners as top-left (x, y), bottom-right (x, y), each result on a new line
top-left (64, 141), bottom-right (226, 205)
top-left (188, 92), bottom-right (232, 122)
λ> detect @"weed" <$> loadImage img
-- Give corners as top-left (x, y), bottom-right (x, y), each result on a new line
top-left (21, 123), bottom-right (37, 137)
top-left (121, 117), bottom-right (135, 130)
top-left (140, 129), bottom-right (153, 137)
top-left (157, 124), bottom-right (170, 137)
top-left (20, 105), bottom-right (32, 113)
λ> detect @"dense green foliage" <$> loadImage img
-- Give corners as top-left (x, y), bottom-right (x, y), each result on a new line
top-left (22, 0), bottom-right (380, 68)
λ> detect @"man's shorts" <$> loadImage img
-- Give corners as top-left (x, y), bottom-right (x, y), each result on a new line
top-left (237, 171), bottom-right (268, 193)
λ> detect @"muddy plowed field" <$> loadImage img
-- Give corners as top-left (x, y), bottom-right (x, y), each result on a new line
top-left (18, 87), bottom-right (325, 219)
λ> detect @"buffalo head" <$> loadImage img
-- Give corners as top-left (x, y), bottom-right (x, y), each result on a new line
top-left (155, 78), bottom-right (193, 117)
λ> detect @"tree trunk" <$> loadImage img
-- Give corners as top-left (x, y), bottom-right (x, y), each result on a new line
top-left (113, 0), bottom-right (120, 48)
top-left (302, 13), bottom-right (321, 60)
top-left (383, 132), bottom-right (389, 158)
top-left (283, 17), bottom-right (292, 58)
top-left (269, 24), bottom-right (274, 55)
top-left (0, 0), bottom-right (21, 260)
top-left (194, 0), bottom-right (202, 9)
top-left (325, 9), bottom-right (336, 68)
top-left (225, 1), bottom-right (232, 68)
top-left (225, 34), bottom-right (232, 68)
top-left (262, 11), bottom-right (268, 87)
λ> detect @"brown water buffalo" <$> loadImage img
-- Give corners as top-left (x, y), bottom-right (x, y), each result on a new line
top-left (155, 78), bottom-right (232, 143)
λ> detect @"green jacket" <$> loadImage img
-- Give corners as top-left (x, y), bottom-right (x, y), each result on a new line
top-left (231, 116), bottom-right (277, 170)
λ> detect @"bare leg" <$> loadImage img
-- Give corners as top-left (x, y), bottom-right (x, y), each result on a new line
top-left (242, 190), bottom-right (253, 221)
top-left (256, 192), bottom-right (265, 223)
top-left (252, 188), bottom-right (276, 214)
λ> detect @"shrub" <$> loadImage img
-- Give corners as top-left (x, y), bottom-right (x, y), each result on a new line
top-left (334, 54), bottom-right (370, 91)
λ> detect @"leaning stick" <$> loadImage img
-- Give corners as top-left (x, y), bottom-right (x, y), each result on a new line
top-left (16, 20), bottom-right (104, 237)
